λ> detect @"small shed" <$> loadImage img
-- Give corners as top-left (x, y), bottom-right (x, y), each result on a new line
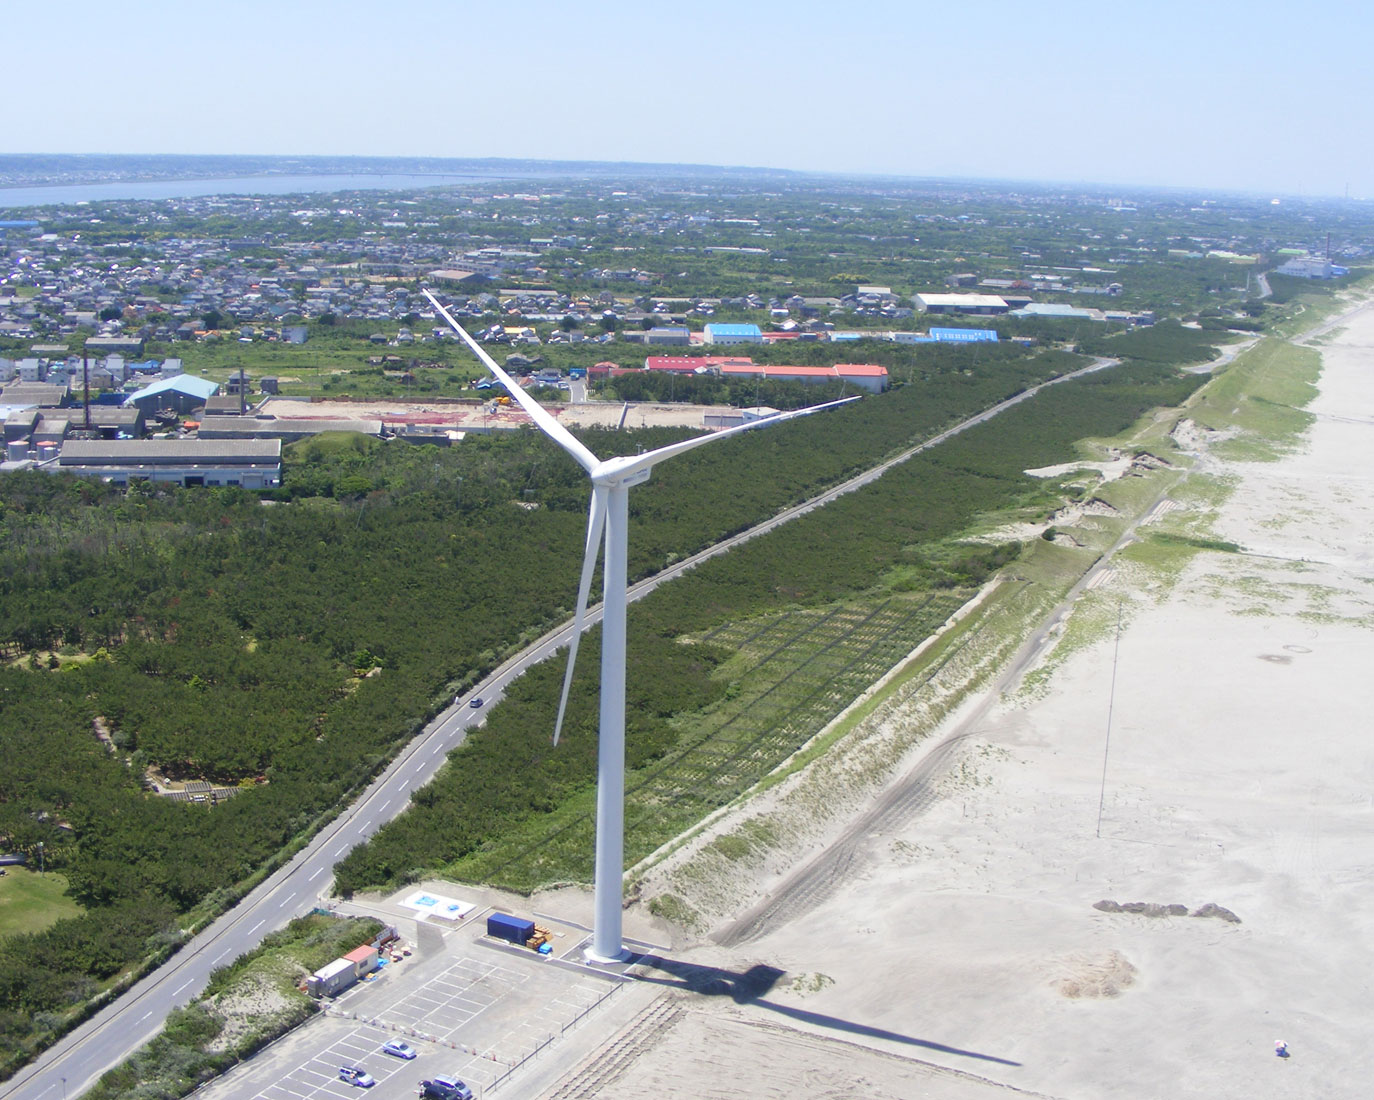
top-left (344, 944), bottom-right (379, 977)
top-left (306, 958), bottom-right (358, 998)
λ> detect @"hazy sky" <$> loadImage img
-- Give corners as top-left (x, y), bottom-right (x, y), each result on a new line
top-left (8, 0), bottom-right (1369, 198)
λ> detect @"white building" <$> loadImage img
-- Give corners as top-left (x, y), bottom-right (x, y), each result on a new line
top-left (914, 293), bottom-right (1010, 315)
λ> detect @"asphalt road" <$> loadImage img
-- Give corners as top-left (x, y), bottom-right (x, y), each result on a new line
top-left (0, 357), bottom-right (1120, 1100)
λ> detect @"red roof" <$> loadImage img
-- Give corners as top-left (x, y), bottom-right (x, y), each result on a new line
top-left (718, 363), bottom-right (887, 380)
top-left (643, 355), bottom-right (754, 371)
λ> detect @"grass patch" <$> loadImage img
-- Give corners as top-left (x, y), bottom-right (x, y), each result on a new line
top-left (0, 868), bottom-right (84, 940)
top-left (86, 912), bottom-right (383, 1100)
top-left (1147, 532), bottom-right (1242, 554)
top-left (789, 972), bottom-right (834, 995)
top-left (646, 892), bottom-right (702, 931)
top-left (1187, 338), bottom-right (1319, 461)
top-left (1264, 275), bottom-right (1373, 339)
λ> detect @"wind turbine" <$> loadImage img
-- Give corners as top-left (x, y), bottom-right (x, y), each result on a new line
top-left (425, 289), bottom-right (857, 960)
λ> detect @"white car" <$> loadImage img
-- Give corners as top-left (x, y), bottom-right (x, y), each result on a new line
top-left (382, 1039), bottom-right (417, 1060)
top-left (339, 1065), bottom-right (375, 1087)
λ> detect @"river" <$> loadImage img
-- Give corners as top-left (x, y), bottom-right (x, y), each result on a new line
top-left (0, 172), bottom-right (504, 209)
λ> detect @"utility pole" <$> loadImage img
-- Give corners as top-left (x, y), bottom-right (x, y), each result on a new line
top-left (82, 341), bottom-right (92, 431)
top-left (1096, 600), bottom-right (1124, 839)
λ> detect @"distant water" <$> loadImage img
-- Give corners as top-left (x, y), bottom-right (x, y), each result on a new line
top-left (0, 172), bottom-right (496, 209)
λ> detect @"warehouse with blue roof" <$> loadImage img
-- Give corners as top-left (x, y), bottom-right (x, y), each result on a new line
top-left (930, 327), bottom-right (999, 343)
top-left (704, 323), bottom-right (763, 345)
top-left (123, 374), bottom-right (220, 417)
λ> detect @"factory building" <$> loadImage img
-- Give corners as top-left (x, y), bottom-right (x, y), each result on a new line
top-left (197, 416), bottom-right (383, 442)
top-left (643, 326), bottom-right (691, 346)
top-left (703, 323), bottom-right (764, 345)
top-left (1009, 303), bottom-right (1103, 321)
top-left (929, 327), bottom-right (999, 343)
top-left (124, 374), bottom-right (220, 417)
top-left (643, 356), bottom-right (753, 373)
top-left (717, 361), bottom-right (889, 394)
top-left (56, 439), bottom-right (282, 489)
top-left (1275, 257), bottom-right (1345, 279)
top-left (914, 293), bottom-right (1010, 315)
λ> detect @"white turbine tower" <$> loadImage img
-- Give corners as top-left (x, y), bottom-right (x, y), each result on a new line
top-left (426, 289), bottom-right (856, 960)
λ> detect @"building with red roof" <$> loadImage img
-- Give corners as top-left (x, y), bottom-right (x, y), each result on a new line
top-left (717, 361), bottom-right (888, 393)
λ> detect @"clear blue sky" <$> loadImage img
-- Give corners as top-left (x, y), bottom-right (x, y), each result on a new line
top-left (8, 0), bottom-right (1369, 198)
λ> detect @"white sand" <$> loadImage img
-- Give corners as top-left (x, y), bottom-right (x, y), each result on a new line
top-left (552, 307), bottom-right (1374, 1098)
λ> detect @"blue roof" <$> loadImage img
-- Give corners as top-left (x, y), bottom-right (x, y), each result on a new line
top-left (930, 327), bottom-right (999, 343)
top-left (705, 323), bottom-right (762, 337)
top-left (123, 374), bottom-right (219, 405)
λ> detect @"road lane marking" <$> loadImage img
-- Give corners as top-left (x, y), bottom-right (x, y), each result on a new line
top-left (309, 866), bottom-right (325, 880)
top-left (249, 919), bottom-right (265, 933)
top-left (172, 978), bottom-right (195, 996)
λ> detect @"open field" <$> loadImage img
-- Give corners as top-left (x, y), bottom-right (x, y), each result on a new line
top-left (0, 869), bottom-right (82, 940)
top-left (542, 301), bottom-right (1374, 1098)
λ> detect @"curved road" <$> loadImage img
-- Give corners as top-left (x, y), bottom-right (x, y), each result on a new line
top-left (1, 356), bottom-right (1120, 1100)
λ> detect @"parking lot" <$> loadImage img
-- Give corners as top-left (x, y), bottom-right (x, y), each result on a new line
top-left (198, 887), bottom-right (638, 1100)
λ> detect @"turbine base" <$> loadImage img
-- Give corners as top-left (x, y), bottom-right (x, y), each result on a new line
top-left (584, 944), bottom-right (630, 965)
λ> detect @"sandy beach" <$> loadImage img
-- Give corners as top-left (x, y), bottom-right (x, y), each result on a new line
top-left (545, 306), bottom-right (1374, 1098)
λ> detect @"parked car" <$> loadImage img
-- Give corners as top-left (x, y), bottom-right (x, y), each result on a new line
top-left (382, 1039), bottom-right (417, 1060)
top-left (419, 1076), bottom-right (474, 1100)
top-left (339, 1065), bottom-right (376, 1087)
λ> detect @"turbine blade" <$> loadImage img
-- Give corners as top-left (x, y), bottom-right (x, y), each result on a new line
top-left (605, 394), bottom-right (862, 479)
top-left (424, 289), bottom-right (600, 473)
top-left (553, 485), bottom-right (608, 746)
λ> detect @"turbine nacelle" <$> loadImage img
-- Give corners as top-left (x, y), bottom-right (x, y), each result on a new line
top-left (593, 459), bottom-right (653, 489)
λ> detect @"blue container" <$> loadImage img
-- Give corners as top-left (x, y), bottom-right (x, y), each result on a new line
top-left (486, 912), bottom-right (535, 945)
